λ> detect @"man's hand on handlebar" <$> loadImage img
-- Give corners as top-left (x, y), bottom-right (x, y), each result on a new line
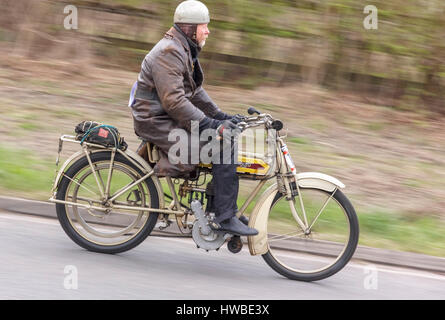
top-left (214, 107), bottom-right (277, 140)
top-left (230, 114), bottom-right (247, 124)
top-left (215, 120), bottom-right (245, 141)
top-left (216, 120), bottom-right (238, 136)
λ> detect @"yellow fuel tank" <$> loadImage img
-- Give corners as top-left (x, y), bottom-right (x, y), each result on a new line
top-left (198, 155), bottom-right (270, 176)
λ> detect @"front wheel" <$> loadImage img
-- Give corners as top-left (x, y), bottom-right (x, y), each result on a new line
top-left (262, 187), bottom-right (359, 281)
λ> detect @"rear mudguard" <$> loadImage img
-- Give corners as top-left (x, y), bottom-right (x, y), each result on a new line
top-left (247, 172), bottom-right (345, 256)
top-left (50, 148), bottom-right (165, 209)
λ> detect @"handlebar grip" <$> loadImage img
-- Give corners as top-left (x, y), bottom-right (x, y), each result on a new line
top-left (247, 107), bottom-right (261, 115)
top-left (272, 120), bottom-right (283, 131)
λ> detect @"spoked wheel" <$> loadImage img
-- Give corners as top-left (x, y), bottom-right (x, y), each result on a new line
top-left (262, 187), bottom-right (359, 281)
top-left (56, 151), bottom-right (159, 254)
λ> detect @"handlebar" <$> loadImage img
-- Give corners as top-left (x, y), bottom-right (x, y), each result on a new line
top-left (216, 107), bottom-right (283, 140)
top-left (237, 107), bottom-right (283, 131)
top-left (247, 106), bottom-right (261, 115)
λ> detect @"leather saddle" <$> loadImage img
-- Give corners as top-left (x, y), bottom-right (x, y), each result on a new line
top-left (136, 139), bottom-right (202, 180)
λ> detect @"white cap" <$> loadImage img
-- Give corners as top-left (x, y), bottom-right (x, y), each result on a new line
top-left (174, 0), bottom-right (210, 24)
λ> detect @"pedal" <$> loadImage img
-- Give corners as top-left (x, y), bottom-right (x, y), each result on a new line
top-left (227, 236), bottom-right (243, 254)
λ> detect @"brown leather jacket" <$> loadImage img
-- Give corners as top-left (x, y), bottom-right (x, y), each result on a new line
top-left (131, 27), bottom-right (221, 177)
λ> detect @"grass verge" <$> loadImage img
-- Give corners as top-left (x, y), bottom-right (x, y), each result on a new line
top-left (0, 145), bottom-right (56, 200)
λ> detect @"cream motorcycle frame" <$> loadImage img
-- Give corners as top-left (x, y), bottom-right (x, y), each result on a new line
top-left (49, 115), bottom-right (346, 257)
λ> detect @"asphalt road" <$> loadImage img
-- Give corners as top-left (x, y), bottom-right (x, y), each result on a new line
top-left (1, 211), bottom-right (444, 300)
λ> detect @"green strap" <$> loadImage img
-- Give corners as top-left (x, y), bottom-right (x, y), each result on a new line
top-left (80, 125), bottom-right (120, 149)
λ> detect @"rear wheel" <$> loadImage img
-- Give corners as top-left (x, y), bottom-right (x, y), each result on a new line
top-left (56, 151), bottom-right (159, 254)
top-left (262, 187), bottom-right (359, 281)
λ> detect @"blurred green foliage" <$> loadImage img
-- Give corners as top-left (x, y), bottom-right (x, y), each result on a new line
top-left (0, 146), bottom-right (55, 199)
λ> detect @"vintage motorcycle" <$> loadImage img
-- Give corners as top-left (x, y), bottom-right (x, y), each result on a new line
top-left (49, 107), bottom-right (359, 282)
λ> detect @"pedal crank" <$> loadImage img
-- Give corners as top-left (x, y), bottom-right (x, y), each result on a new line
top-left (227, 236), bottom-right (243, 254)
top-left (191, 200), bottom-right (227, 251)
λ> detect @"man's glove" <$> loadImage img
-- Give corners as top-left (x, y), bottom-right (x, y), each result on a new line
top-left (230, 114), bottom-right (246, 124)
top-left (214, 111), bottom-right (246, 124)
top-left (199, 116), bottom-right (243, 139)
top-left (214, 111), bottom-right (232, 121)
top-left (216, 120), bottom-right (238, 137)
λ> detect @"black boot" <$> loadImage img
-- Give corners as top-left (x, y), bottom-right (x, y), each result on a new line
top-left (210, 217), bottom-right (258, 236)
top-left (238, 215), bottom-right (249, 226)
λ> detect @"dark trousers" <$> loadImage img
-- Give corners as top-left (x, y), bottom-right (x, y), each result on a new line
top-left (149, 128), bottom-right (240, 222)
top-left (210, 138), bottom-right (239, 223)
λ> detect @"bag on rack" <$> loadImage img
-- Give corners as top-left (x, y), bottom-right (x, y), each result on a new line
top-left (74, 121), bottom-right (128, 150)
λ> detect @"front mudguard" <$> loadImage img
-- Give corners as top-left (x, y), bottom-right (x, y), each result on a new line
top-left (247, 172), bottom-right (345, 256)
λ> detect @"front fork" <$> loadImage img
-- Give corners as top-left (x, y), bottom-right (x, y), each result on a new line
top-left (279, 142), bottom-right (309, 232)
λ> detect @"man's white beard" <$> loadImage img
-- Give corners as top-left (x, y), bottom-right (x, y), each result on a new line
top-left (199, 40), bottom-right (206, 48)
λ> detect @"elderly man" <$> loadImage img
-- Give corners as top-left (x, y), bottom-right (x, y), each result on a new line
top-left (130, 0), bottom-right (258, 236)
